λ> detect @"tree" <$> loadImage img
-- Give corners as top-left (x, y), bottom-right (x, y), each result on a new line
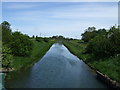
top-left (2, 44), bottom-right (13, 69)
top-left (97, 28), bottom-right (107, 35)
top-left (86, 35), bottom-right (114, 58)
top-left (36, 36), bottom-right (42, 42)
top-left (43, 38), bottom-right (49, 42)
top-left (108, 26), bottom-right (120, 55)
top-left (81, 27), bottom-right (97, 42)
top-left (32, 35), bottom-right (35, 38)
top-left (0, 24), bottom-right (2, 40)
top-left (87, 27), bottom-right (96, 32)
top-left (10, 32), bottom-right (33, 56)
top-left (1, 21), bottom-right (12, 44)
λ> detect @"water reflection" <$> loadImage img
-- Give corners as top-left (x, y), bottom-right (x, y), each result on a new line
top-left (5, 43), bottom-right (108, 88)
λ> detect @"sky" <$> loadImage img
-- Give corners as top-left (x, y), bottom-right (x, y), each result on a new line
top-left (2, 0), bottom-right (119, 2)
top-left (2, 2), bottom-right (118, 39)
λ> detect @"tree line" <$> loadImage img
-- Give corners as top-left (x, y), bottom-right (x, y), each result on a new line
top-left (1, 21), bottom-right (50, 69)
top-left (1, 21), bottom-right (120, 69)
top-left (1, 21), bottom-right (34, 69)
top-left (81, 26), bottom-right (120, 59)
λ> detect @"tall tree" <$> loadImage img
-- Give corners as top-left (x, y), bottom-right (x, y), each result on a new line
top-left (81, 27), bottom-right (97, 42)
top-left (1, 21), bottom-right (12, 44)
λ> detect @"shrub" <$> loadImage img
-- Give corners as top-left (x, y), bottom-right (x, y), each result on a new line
top-left (10, 32), bottom-right (33, 56)
top-left (2, 44), bottom-right (13, 69)
top-left (86, 35), bottom-right (114, 58)
top-left (43, 38), bottom-right (49, 42)
top-left (35, 36), bottom-right (42, 42)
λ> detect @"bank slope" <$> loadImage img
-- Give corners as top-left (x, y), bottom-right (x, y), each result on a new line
top-left (12, 40), bottom-right (54, 71)
top-left (63, 40), bottom-right (120, 86)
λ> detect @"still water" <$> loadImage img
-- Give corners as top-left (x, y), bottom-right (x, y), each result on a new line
top-left (5, 43), bottom-right (108, 88)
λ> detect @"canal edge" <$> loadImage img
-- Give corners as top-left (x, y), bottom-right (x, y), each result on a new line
top-left (83, 59), bottom-right (120, 90)
top-left (63, 43), bottom-right (120, 90)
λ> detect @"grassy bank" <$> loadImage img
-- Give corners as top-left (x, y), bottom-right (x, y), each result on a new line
top-left (63, 40), bottom-right (120, 83)
top-left (11, 40), bottom-right (54, 71)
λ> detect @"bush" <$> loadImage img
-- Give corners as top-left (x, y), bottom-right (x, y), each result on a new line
top-left (10, 32), bottom-right (33, 57)
top-left (86, 35), bottom-right (114, 58)
top-left (35, 36), bottom-right (42, 42)
top-left (2, 45), bottom-right (13, 69)
top-left (43, 38), bottom-right (49, 42)
top-left (108, 26), bottom-right (120, 55)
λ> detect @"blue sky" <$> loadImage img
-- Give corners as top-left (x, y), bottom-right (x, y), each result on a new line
top-left (2, 2), bottom-right (118, 39)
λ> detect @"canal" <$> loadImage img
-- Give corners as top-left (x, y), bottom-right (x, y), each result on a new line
top-left (5, 43), bottom-right (108, 88)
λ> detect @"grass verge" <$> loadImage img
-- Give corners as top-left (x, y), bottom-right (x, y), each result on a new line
top-left (12, 40), bottom-right (54, 71)
top-left (63, 40), bottom-right (120, 83)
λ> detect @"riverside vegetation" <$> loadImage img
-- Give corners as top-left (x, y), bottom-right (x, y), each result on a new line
top-left (63, 26), bottom-right (120, 84)
top-left (1, 21), bottom-right (120, 85)
top-left (1, 21), bottom-right (54, 71)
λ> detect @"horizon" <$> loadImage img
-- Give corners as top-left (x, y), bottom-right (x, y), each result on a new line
top-left (2, 2), bottom-right (118, 39)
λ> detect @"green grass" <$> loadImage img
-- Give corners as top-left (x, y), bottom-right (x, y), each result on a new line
top-left (91, 56), bottom-right (120, 83)
top-left (63, 40), bottom-right (120, 83)
top-left (63, 40), bottom-right (88, 60)
top-left (12, 40), bottom-right (54, 71)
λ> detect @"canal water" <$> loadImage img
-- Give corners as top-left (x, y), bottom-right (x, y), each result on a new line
top-left (5, 43), bottom-right (108, 88)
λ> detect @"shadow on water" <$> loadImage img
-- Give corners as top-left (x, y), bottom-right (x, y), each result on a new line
top-left (5, 43), bottom-right (109, 88)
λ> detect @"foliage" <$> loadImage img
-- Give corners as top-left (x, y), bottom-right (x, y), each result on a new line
top-left (0, 25), bottom-right (2, 40)
top-left (64, 40), bottom-right (120, 83)
top-left (83, 25), bottom-right (120, 58)
top-left (32, 35), bottom-right (35, 38)
top-left (0, 21), bottom-right (54, 71)
top-left (1, 21), bottom-right (12, 44)
top-left (35, 36), bottom-right (42, 42)
top-left (108, 26), bottom-right (120, 55)
top-left (86, 35), bottom-right (114, 58)
top-left (12, 41), bottom-right (54, 70)
top-left (64, 25), bottom-right (120, 83)
top-left (10, 32), bottom-right (33, 56)
top-left (43, 38), bottom-right (49, 42)
top-left (2, 45), bottom-right (13, 69)
top-left (0, 43), bottom-right (1, 69)
top-left (81, 27), bottom-right (97, 42)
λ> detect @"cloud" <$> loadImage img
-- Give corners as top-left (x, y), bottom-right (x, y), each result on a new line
top-left (4, 2), bottom-right (117, 21)
top-left (2, 2), bottom-right (118, 38)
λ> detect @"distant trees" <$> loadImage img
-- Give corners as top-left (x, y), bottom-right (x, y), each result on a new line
top-left (35, 35), bottom-right (49, 43)
top-left (32, 35), bottom-right (35, 38)
top-left (82, 25), bottom-right (120, 59)
top-left (35, 36), bottom-right (42, 42)
top-left (52, 35), bottom-right (65, 41)
top-left (43, 38), bottom-right (49, 42)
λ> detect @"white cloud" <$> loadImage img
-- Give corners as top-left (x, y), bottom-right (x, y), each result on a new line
top-left (2, 2), bottom-right (118, 38)
top-left (6, 3), bottom-right (117, 22)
